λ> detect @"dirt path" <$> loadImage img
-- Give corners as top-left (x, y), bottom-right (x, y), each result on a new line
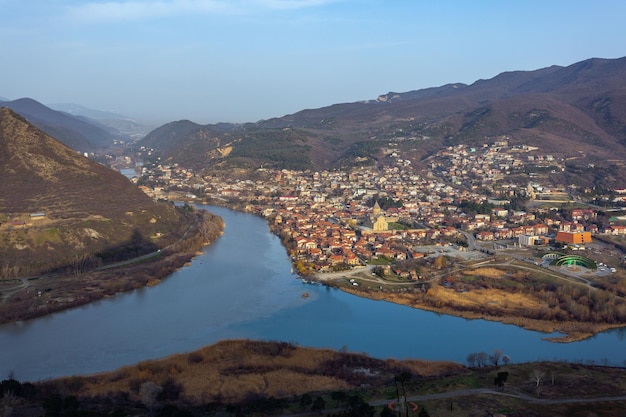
top-left (394, 388), bottom-right (626, 405)
top-left (290, 388), bottom-right (626, 416)
top-left (0, 278), bottom-right (30, 302)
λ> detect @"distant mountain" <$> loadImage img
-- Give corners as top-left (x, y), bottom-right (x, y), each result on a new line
top-left (1, 98), bottom-right (116, 151)
top-left (48, 102), bottom-right (154, 138)
top-left (138, 56), bottom-right (626, 186)
top-left (47, 103), bottom-right (127, 120)
top-left (0, 107), bottom-right (192, 277)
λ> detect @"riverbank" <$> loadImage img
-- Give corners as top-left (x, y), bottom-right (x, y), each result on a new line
top-left (4, 204), bottom-right (626, 386)
top-left (5, 339), bottom-right (626, 417)
top-left (333, 283), bottom-right (625, 343)
top-left (223, 200), bottom-right (626, 343)
top-left (0, 209), bottom-right (224, 325)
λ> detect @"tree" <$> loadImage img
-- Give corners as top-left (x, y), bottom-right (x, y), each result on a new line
top-left (489, 349), bottom-right (502, 366)
top-left (494, 371), bottom-right (508, 389)
top-left (531, 369), bottom-right (545, 387)
top-left (466, 352), bottom-right (477, 367)
top-left (433, 256), bottom-right (447, 269)
top-left (299, 393), bottom-right (312, 409)
top-left (380, 405), bottom-right (395, 417)
top-left (331, 390), bottom-right (346, 407)
top-left (311, 396), bottom-right (326, 414)
top-left (418, 406), bottom-right (431, 417)
top-left (394, 372), bottom-right (412, 417)
top-left (140, 381), bottom-right (162, 414)
top-left (477, 351), bottom-right (488, 367)
top-left (531, 369), bottom-right (545, 396)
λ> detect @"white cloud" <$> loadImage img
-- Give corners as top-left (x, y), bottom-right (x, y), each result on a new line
top-left (66, 0), bottom-right (339, 22)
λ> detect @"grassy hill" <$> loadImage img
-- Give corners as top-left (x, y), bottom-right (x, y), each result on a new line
top-left (0, 107), bottom-right (198, 278)
top-left (3, 339), bottom-right (626, 417)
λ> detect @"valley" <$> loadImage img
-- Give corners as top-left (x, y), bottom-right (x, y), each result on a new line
top-left (130, 134), bottom-right (626, 342)
top-left (3, 55), bottom-right (626, 416)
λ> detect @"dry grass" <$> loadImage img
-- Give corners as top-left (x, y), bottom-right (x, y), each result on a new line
top-left (463, 267), bottom-right (506, 278)
top-left (27, 349), bottom-right (626, 417)
top-left (342, 285), bottom-right (625, 342)
top-left (55, 340), bottom-right (463, 404)
top-left (435, 286), bottom-right (544, 310)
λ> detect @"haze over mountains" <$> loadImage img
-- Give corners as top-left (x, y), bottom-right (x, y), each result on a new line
top-left (0, 98), bottom-right (152, 151)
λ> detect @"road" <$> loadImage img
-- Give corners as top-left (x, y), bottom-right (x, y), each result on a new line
top-left (288, 388), bottom-right (626, 416)
top-left (378, 387), bottom-right (626, 405)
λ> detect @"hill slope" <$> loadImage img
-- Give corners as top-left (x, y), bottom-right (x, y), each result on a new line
top-left (0, 107), bottom-right (193, 277)
top-left (1, 98), bottom-right (116, 151)
top-left (138, 56), bottom-right (626, 186)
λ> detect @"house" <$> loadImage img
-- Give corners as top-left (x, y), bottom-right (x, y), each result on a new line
top-left (328, 254), bottom-right (345, 265)
top-left (605, 225), bottom-right (626, 235)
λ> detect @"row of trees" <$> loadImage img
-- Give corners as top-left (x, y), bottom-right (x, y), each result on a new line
top-left (466, 349), bottom-right (510, 368)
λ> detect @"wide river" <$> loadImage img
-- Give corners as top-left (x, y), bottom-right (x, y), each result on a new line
top-left (1, 205), bottom-right (625, 382)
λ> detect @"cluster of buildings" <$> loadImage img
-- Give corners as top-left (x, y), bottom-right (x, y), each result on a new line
top-left (426, 139), bottom-right (561, 191)
top-left (130, 139), bottom-right (624, 273)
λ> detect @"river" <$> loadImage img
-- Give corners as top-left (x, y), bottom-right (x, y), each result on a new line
top-left (1, 205), bottom-right (625, 382)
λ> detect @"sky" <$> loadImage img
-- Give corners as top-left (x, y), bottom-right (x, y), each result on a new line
top-left (2, 0), bottom-right (626, 125)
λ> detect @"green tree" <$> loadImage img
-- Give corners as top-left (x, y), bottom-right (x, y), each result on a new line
top-left (299, 393), bottom-right (313, 408)
top-left (311, 396), bottom-right (326, 414)
top-left (494, 371), bottom-right (509, 389)
top-left (380, 406), bottom-right (395, 417)
top-left (331, 390), bottom-right (346, 407)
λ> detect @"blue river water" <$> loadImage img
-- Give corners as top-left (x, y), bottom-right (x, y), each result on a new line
top-left (1, 205), bottom-right (625, 382)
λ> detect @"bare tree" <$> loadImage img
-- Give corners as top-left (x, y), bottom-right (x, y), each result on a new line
top-left (466, 352), bottom-right (477, 367)
top-left (489, 349), bottom-right (502, 366)
top-left (531, 370), bottom-right (545, 387)
top-left (531, 369), bottom-right (545, 396)
top-left (477, 351), bottom-right (488, 367)
top-left (502, 355), bottom-right (511, 365)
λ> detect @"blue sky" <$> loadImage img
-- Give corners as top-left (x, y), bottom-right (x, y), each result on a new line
top-left (2, 0), bottom-right (626, 124)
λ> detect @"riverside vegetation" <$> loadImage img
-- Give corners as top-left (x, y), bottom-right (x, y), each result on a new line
top-left (330, 255), bottom-right (626, 343)
top-left (0, 108), bottom-right (225, 324)
top-left (2, 340), bottom-right (626, 417)
top-left (0, 207), bottom-right (223, 324)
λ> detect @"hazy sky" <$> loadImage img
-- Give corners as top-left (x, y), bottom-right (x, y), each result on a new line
top-left (2, 0), bottom-right (626, 124)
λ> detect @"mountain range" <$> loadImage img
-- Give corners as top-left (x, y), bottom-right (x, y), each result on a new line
top-left (3, 56), bottom-right (626, 187)
top-left (136, 56), bottom-right (626, 188)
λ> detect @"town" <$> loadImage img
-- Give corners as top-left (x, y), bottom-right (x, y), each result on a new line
top-left (128, 137), bottom-right (626, 281)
